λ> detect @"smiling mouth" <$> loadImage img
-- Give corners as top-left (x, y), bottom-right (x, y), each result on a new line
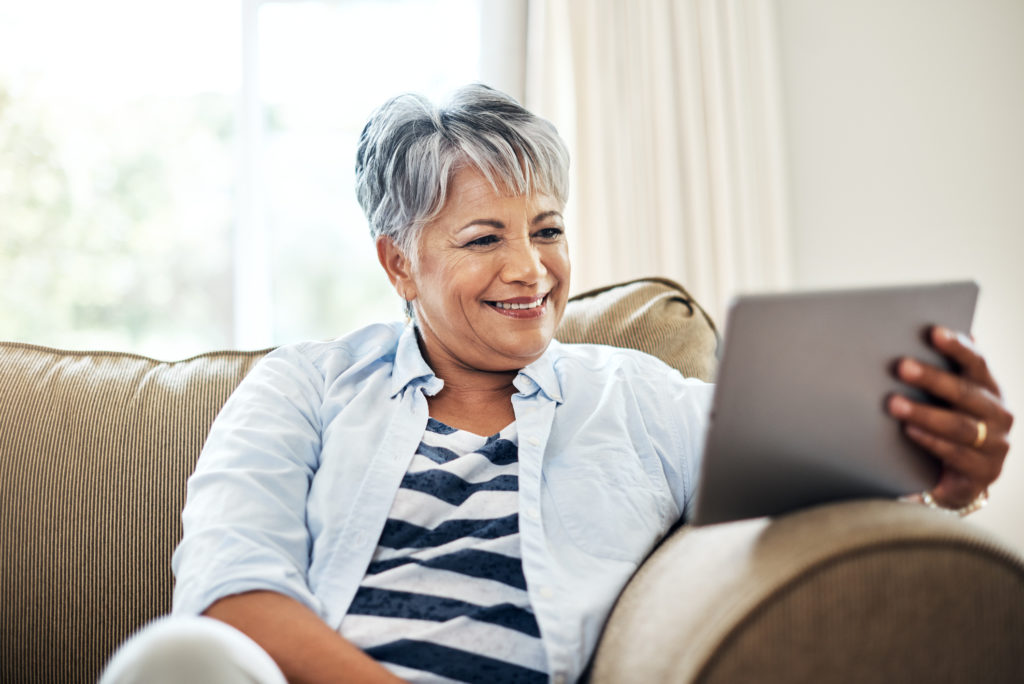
top-left (486, 294), bottom-right (549, 316)
top-left (493, 297), bottom-right (544, 310)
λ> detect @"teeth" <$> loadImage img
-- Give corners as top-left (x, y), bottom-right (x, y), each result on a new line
top-left (494, 298), bottom-right (544, 310)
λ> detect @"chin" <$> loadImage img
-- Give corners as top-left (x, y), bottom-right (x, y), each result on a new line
top-left (497, 339), bottom-right (553, 367)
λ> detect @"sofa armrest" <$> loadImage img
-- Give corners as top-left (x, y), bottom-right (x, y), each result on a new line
top-left (590, 499), bottom-right (1024, 683)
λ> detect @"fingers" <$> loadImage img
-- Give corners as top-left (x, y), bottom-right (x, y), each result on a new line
top-left (888, 392), bottom-right (1009, 466)
top-left (894, 357), bottom-right (1004, 423)
top-left (893, 329), bottom-right (1014, 434)
top-left (887, 328), bottom-right (1014, 509)
top-left (902, 421), bottom-right (990, 508)
top-left (900, 411), bottom-right (1004, 470)
top-left (889, 396), bottom-right (1001, 453)
top-left (929, 326), bottom-right (1001, 396)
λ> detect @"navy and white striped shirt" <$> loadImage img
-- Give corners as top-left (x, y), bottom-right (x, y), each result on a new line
top-left (340, 418), bottom-right (547, 683)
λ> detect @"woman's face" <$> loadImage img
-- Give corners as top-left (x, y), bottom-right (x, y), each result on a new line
top-left (381, 165), bottom-right (571, 373)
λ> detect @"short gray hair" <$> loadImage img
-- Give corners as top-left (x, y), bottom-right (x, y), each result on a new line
top-left (354, 84), bottom-right (570, 257)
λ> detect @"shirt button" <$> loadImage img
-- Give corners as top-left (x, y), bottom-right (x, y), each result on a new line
top-left (527, 436), bottom-right (540, 447)
top-left (539, 586), bottom-right (555, 599)
top-left (351, 530), bottom-right (369, 548)
top-left (553, 673), bottom-right (566, 684)
top-left (526, 506), bottom-right (541, 520)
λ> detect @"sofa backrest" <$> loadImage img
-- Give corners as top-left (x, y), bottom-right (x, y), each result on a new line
top-left (0, 347), bottom-right (271, 684)
top-left (0, 277), bottom-right (717, 684)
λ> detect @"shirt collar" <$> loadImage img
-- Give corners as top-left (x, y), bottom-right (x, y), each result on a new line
top-left (389, 322), bottom-right (564, 404)
top-left (515, 338), bottom-right (564, 404)
top-left (389, 323), bottom-right (444, 398)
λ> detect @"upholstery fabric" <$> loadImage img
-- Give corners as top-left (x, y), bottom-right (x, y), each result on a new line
top-left (555, 277), bottom-right (719, 382)
top-left (0, 345), bottom-right (271, 684)
top-left (589, 499), bottom-right (1024, 683)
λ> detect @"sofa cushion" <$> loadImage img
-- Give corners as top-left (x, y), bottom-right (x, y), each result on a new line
top-left (0, 345), bottom-right (271, 684)
top-left (556, 276), bottom-right (719, 382)
top-left (0, 277), bottom-right (717, 684)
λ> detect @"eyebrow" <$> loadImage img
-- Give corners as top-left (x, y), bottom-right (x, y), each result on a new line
top-left (456, 211), bottom-right (564, 233)
top-left (532, 210), bottom-right (563, 225)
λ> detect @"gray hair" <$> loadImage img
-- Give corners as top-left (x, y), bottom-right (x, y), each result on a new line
top-left (354, 84), bottom-right (570, 258)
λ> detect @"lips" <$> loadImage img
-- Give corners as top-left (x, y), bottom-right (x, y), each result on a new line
top-left (493, 298), bottom-right (544, 311)
top-left (486, 294), bottom-right (549, 318)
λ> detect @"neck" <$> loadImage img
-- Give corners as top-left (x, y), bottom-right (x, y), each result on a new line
top-left (414, 328), bottom-right (521, 435)
top-left (425, 363), bottom-right (519, 437)
top-left (427, 353), bottom-right (520, 401)
top-left (413, 325), bottom-right (522, 396)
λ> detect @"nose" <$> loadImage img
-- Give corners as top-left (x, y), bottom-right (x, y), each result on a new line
top-left (501, 238), bottom-right (547, 285)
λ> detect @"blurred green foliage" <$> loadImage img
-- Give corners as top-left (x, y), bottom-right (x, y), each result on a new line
top-left (0, 82), bottom-right (235, 357)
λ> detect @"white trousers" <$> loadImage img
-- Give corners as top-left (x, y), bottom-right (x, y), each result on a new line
top-left (99, 616), bottom-right (287, 684)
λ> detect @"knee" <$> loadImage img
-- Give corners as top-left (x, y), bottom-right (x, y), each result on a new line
top-left (100, 616), bottom-right (284, 684)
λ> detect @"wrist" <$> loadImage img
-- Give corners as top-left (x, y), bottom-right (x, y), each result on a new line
top-left (920, 488), bottom-right (989, 517)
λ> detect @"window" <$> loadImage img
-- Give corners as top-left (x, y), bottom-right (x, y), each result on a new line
top-left (1, 0), bottom-right (482, 358)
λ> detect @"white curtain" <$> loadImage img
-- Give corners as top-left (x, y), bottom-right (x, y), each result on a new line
top-left (525, 0), bottom-right (791, 320)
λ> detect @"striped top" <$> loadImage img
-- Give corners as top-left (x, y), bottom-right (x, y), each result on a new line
top-left (340, 419), bottom-right (548, 683)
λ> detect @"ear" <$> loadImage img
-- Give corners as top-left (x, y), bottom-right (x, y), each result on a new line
top-left (376, 236), bottom-right (417, 302)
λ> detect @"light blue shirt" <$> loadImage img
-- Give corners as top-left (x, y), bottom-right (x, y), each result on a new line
top-left (172, 321), bottom-right (714, 684)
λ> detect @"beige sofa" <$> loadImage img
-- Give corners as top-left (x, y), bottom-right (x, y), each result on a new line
top-left (2, 278), bottom-right (1022, 683)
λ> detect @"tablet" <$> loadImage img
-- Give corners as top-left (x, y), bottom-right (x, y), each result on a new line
top-left (691, 280), bottom-right (979, 525)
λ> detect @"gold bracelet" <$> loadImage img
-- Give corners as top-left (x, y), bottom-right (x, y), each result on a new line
top-left (920, 489), bottom-right (989, 517)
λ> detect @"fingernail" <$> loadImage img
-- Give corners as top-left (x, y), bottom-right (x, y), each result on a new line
top-left (890, 395), bottom-right (912, 417)
top-left (900, 359), bottom-right (922, 379)
top-left (935, 326), bottom-right (954, 342)
top-left (905, 423), bottom-right (926, 439)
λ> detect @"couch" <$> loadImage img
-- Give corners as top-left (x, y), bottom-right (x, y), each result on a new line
top-left (2, 277), bottom-right (1022, 683)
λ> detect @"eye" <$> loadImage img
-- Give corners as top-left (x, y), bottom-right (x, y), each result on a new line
top-left (464, 234), bottom-right (499, 248)
top-left (535, 227), bottom-right (564, 240)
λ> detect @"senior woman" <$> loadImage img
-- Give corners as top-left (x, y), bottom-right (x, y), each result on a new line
top-left (101, 84), bottom-right (1012, 684)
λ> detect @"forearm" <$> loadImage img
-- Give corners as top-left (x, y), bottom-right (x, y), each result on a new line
top-left (203, 590), bottom-right (404, 684)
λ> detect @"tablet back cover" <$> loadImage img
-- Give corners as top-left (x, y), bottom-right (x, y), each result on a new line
top-left (692, 281), bottom-right (978, 525)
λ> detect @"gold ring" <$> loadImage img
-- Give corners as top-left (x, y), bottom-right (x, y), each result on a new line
top-left (973, 420), bottom-right (988, 449)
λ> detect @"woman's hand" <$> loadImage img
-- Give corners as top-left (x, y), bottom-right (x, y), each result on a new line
top-left (887, 326), bottom-right (1013, 510)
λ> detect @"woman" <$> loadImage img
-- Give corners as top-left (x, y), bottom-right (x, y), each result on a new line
top-left (102, 84), bottom-right (1012, 684)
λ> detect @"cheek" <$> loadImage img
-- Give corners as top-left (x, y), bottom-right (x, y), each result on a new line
top-left (452, 255), bottom-right (501, 289)
top-left (425, 255), bottom-right (496, 311)
top-left (545, 244), bottom-right (571, 279)
top-left (417, 251), bottom-right (472, 288)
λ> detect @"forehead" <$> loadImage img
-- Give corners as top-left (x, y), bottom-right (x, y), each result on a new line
top-left (436, 166), bottom-right (562, 223)
top-left (445, 166), bottom-right (504, 208)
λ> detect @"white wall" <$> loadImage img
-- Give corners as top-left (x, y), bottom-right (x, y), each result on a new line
top-left (479, 0), bottom-right (528, 103)
top-left (775, 0), bottom-right (1024, 551)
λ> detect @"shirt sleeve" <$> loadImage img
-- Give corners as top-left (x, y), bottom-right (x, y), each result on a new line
top-left (632, 358), bottom-right (715, 523)
top-left (171, 344), bottom-right (327, 617)
top-left (672, 376), bottom-right (714, 521)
